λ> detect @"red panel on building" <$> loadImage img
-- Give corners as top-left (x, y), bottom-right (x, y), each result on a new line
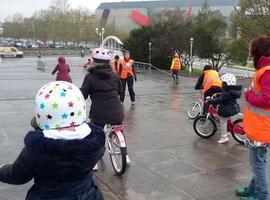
top-left (131, 10), bottom-right (151, 26)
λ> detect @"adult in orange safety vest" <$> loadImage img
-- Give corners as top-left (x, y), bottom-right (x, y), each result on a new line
top-left (194, 65), bottom-right (223, 113)
top-left (112, 55), bottom-right (120, 74)
top-left (119, 50), bottom-right (137, 104)
top-left (170, 53), bottom-right (181, 84)
top-left (236, 36), bottom-right (270, 200)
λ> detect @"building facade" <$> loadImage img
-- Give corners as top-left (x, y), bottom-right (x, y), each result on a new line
top-left (96, 0), bottom-right (238, 32)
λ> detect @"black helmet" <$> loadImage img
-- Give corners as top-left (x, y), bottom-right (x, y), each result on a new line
top-left (203, 65), bottom-right (212, 71)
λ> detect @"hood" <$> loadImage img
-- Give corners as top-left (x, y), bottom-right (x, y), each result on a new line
top-left (58, 56), bottom-right (66, 64)
top-left (225, 85), bottom-right (243, 99)
top-left (24, 124), bottom-right (105, 156)
top-left (257, 56), bottom-right (270, 70)
top-left (90, 65), bottom-right (112, 80)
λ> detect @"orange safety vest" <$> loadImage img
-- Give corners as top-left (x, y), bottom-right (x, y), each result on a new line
top-left (203, 70), bottom-right (222, 92)
top-left (112, 60), bottom-right (119, 73)
top-left (171, 58), bottom-right (181, 70)
top-left (243, 66), bottom-right (270, 143)
top-left (120, 59), bottom-right (134, 79)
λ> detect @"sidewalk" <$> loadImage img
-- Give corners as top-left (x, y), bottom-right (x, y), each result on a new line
top-left (0, 57), bottom-right (257, 200)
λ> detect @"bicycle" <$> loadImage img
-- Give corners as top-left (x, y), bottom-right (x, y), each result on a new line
top-left (193, 103), bottom-right (246, 145)
top-left (104, 124), bottom-right (127, 176)
top-left (187, 91), bottom-right (204, 119)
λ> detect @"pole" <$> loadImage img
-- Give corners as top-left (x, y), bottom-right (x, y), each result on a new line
top-left (148, 42), bottom-right (152, 64)
top-left (189, 37), bottom-right (194, 73)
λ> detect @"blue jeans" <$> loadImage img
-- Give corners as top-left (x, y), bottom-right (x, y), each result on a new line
top-left (248, 147), bottom-right (268, 200)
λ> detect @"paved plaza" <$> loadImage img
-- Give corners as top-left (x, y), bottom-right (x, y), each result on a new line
top-left (0, 57), bottom-right (265, 200)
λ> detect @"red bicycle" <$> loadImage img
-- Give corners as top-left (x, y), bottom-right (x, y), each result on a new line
top-left (193, 105), bottom-right (246, 145)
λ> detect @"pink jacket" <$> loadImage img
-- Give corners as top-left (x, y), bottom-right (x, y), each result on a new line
top-left (245, 56), bottom-right (270, 108)
top-left (52, 57), bottom-right (72, 83)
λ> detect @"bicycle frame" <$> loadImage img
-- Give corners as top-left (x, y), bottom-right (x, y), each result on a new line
top-left (206, 105), bottom-right (245, 135)
top-left (104, 125), bottom-right (126, 149)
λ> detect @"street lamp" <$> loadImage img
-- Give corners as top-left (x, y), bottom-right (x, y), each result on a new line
top-left (95, 27), bottom-right (105, 46)
top-left (189, 37), bottom-right (194, 73)
top-left (148, 42), bottom-right (152, 64)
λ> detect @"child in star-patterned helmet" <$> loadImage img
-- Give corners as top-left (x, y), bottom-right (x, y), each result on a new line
top-left (0, 81), bottom-right (105, 199)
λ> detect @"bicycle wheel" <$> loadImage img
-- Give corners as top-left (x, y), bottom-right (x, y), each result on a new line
top-left (187, 102), bottom-right (201, 119)
top-left (231, 119), bottom-right (245, 145)
top-left (108, 131), bottom-right (127, 176)
top-left (193, 115), bottom-right (217, 138)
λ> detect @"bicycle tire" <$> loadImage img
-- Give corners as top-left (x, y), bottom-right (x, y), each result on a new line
top-left (108, 131), bottom-right (127, 176)
top-left (231, 119), bottom-right (245, 145)
top-left (193, 115), bottom-right (217, 138)
top-left (187, 102), bottom-right (201, 119)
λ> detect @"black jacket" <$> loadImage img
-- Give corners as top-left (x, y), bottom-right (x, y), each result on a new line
top-left (0, 124), bottom-right (105, 200)
top-left (208, 85), bottom-right (243, 118)
top-left (80, 65), bottom-right (124, 125)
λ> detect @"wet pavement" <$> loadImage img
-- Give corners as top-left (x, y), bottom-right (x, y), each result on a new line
top-left (0, 57), bottom-right (262, 200)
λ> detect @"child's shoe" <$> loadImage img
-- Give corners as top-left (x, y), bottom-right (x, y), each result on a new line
top-left (235, 187), bottom-right (254, 197)
top-left (218, 136), bottom-right (229, 144)
top-left (93, 164), bottom-right (98, 171)
top-left (126, 155), bottom-right (131, 165)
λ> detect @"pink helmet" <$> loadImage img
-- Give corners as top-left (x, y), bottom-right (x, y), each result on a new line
top-left (91, 47), bottom-right (112, 61)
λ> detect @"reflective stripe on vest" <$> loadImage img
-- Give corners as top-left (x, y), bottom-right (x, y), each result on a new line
top-left (203, 70), bottom-right (222, 92)
top-left (120, 59), bottom-right (134, 79)
top-left (243, 66), bottom-right (270, 143)
top-left (172, 58), bottom-right (181, 70)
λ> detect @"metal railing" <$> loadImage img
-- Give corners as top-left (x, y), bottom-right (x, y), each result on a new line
top-left (134, 61), bottom-right (152, 73)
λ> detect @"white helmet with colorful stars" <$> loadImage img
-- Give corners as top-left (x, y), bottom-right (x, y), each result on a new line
top-left (35, 81), bottom-right (86, 130)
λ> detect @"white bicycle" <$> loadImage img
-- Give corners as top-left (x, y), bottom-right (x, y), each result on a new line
top-left (104, 124), bottom-right (127, 176)
top-left (187, 91), bottom-right (204, 119)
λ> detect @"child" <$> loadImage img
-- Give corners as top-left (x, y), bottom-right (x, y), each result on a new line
top-left (52, 56), bottom-right (72, 83)
top-left (0, 81), bottom-right (105, 200)
top-left (80, 47), bottom-right (131, 169)
top-left (207, 73), bottom-right (242, 144)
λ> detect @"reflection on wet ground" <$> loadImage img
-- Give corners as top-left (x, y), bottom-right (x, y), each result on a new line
top-left (0, 57), bottom-right (259, 200)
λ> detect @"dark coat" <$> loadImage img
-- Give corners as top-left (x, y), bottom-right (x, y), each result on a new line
top-left (208, 85), bottom-right (243, 118)
top-left (0, 124), bottom-right (105, 200)
top-left (80, 65), bottom-right (124, 125)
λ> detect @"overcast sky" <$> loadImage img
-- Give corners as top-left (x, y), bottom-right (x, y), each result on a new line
top-left (0, 0), bottom-right (139, 22)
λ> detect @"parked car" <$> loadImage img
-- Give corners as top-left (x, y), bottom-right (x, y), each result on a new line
top-left (0, 47), bottom-right (23, 58)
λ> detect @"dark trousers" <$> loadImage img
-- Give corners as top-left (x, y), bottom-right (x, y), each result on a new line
top-left (172, 70), bottom-right (179, 83)
top-left (203, 86), bottom-right (223, 114)
top-left (120, 76), bottom-right (135, 102)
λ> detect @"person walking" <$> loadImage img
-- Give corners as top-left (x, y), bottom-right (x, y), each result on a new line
top-left (119, 51), bottom-right (137, 105)
top-left (235, 36), bottom-right (270, 200)
top-left (52, 56), bottom-right (72, 83)
top-left (171, 52), bottom-right (181, 84)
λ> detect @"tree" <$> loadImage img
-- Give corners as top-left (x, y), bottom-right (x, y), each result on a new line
top-left (125, 8), bottom-right (193, 69)
top-left (192, 0), bottom-right (228, 71)
top-left (228, 0), bottom-right (270, 65)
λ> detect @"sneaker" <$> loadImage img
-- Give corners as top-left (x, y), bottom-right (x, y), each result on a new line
top-left (131, 101), bottom-right (135, 106)
top-left (93, 164), bottom-right (98, 171)
top-left (126, 155), bottom-right (131, 165)
top-left (120, 102), bottom-right (124, 105)
top-left (235, 187), bottom-right (254, 197)
top-left (240, 196), bottom-right (258, 200)
top-left (218, 136), bottom-right (229, 144)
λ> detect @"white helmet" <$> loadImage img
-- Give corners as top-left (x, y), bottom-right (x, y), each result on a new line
top-left (91, 47), bottom-right (112, 61)
top-left (221, 73), bottom-right (236, 86)
top-left (35, 81), bottom-right (86, 130)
